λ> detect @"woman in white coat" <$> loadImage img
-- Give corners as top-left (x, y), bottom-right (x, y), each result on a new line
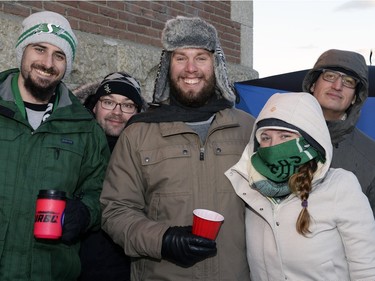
top-left (225, 92), bottom-right (375, 281)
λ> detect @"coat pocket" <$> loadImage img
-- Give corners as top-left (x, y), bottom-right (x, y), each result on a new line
top-left (140, 144), bottom-right (194, 224)
top-left (39, 135), bottom-right (85, 193)
top-left (139, 144), bottom-right (193, 192)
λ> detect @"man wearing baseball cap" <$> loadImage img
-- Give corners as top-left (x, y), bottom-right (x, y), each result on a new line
top-left (0, 11), bottom-right (110, 280)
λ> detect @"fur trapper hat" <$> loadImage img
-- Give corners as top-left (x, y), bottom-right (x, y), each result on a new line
top-left (16, 11), bottom-right (77, 77)
top-left (153, 16), bottom-right (235, 104)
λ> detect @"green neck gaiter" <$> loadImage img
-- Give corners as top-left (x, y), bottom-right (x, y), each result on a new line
top-left (251, 137), bottom-right (320, 183)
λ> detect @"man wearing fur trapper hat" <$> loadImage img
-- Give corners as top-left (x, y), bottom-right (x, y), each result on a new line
top-left (0, 11), bottom-right (110, 280)
top-left (101, 16), bottom-right (254, 281)
top-left (302, 49), bottom-right (375, 215)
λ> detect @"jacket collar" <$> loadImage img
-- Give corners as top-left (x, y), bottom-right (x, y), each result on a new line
top-left (159, 108), bottom-right (240, 137)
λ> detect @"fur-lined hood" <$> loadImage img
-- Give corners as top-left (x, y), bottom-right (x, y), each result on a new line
top-left (72, 81), bottom-right (101, 108)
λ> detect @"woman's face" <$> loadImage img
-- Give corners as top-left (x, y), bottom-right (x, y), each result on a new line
top-left (259, 129), bottom-right (301, 148)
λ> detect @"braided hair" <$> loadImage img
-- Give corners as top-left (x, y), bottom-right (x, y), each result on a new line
top-left (289, 160), bottom-right (318, 236)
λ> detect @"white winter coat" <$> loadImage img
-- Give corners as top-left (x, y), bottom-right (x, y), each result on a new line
top-left (226, 92), bottom-right (375, 281)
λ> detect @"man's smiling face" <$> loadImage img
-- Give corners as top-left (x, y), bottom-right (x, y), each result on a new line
top-left (169, 48), bottom-right (215, 107)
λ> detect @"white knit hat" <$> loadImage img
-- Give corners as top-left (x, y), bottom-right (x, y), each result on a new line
top-left (15, 11), bottom-right (78, 76)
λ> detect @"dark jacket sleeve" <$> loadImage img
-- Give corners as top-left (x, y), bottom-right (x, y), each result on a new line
top-left (79, 122), bottom-right (110, 230)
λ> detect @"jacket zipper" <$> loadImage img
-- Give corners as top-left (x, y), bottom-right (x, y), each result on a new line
top-left (199, 147), bottom-right (205, 161)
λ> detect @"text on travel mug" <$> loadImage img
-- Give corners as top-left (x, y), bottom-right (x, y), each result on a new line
top-left (34, 189), bottom-right (66, 239)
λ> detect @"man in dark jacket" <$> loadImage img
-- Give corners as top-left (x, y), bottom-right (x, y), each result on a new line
top-left (0, 11), bottom-right (110, 280)
top-left (74, 72), bottom-right (144, 151)
top-left (74, 72), bottom-right (144, 281)
top-left (302, 49), bottom-right (375, 215)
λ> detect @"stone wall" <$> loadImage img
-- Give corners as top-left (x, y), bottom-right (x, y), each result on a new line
top-left (0, 1), bottom-right (257, 102)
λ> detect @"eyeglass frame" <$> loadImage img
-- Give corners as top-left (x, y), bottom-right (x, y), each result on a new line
top-left (99, 98), bottom-right (138, 114)
top-left (319, 68), bottom-right (359, 89)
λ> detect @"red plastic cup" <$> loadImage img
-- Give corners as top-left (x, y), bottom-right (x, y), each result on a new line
top-left (192, 209), bottom-right (224, 240)
top-left (34, 190), bottom-right (66, 239)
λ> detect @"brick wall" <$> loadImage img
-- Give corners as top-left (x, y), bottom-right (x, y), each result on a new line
top-left (0, 1), bottom-right (241, 64)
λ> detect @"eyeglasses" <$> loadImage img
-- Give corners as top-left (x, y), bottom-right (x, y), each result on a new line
top-left (320, 69), bottom-right (359, 89)
top-left (99, 99), bottom-right (137, 114)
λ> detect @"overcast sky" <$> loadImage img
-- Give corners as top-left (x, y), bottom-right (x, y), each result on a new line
top-left (253, 0), bottom-right (375, 78)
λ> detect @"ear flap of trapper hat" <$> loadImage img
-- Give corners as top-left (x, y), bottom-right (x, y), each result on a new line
top-left (153, 50), bottom-right (171, 104)
top-left (214, 44), bottom-right (236, 103)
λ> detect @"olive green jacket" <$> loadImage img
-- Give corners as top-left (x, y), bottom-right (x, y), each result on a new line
top-left (101, 108), bottom-right (254, 281)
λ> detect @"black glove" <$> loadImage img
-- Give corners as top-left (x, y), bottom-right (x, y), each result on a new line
top-left (61, 198), bottom-right (90, 245)
top-left (161, 226), bottom-right (217, 267)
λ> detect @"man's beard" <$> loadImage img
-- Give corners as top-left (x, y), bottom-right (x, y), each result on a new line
top-left (22, 63), bottom-right (60, 102)
top-left (169, 75), bottom-right (216, 108)
top-left (103, 114), bottom-right (127, 137)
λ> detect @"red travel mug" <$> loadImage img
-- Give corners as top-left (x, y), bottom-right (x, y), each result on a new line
top-left (34, 190), bottom-right (66, 239)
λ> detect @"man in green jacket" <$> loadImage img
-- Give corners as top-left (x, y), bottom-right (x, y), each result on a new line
top-left (0, 11), bottom-right (110, 280)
